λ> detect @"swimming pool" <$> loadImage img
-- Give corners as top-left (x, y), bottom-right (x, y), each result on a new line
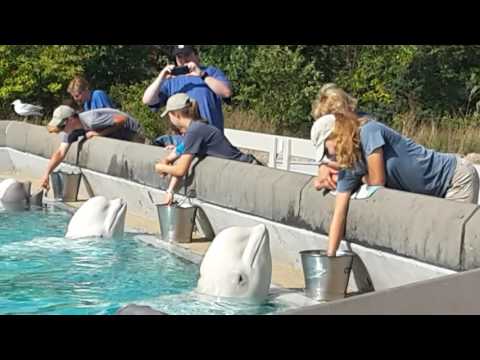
top-left (0, 206), bottom-right (289, 315)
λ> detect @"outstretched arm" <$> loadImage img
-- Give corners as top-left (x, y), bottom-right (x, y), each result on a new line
top-left (40, 143), bottom-right (70, 190)
top-left (327, 191), bottom-right (352, 256)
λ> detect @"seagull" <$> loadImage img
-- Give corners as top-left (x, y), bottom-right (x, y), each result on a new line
top-left (11, 99), bottom-right (44, 122)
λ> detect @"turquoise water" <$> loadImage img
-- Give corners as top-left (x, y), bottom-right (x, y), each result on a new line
top-left (0, 206), bottom-right (199, 315)
top-left (0, 206), bottom-right (289, 315)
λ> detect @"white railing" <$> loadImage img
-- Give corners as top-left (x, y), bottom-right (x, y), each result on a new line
top-left (225, 128), bottom-right (318, 176)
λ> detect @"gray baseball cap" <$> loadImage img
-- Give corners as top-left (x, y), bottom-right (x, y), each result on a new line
top-left (161, 93), bottom-right (192, 117)
top-left (48, 105), bottom-right (76, 129)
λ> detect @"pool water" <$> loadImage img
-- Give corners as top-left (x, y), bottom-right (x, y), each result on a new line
top-left (0, 206), bottom-right (289, 315)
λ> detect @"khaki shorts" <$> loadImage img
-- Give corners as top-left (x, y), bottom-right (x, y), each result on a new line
top-left (445, 157), bottom-right (479, 204)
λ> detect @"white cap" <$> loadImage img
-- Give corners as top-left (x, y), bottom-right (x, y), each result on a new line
top-left (310, 114), bottom-right (336, 163)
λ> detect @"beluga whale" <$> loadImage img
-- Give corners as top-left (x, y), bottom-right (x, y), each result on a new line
top-left (65, 196), bottom-right (127, 240)
top-left (196, 224), bottom-right (272, 304)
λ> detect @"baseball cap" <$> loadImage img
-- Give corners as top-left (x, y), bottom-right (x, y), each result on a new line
top-left (48, 105), bottom-right (77, 129)
top-left (311, 114), bottom-right (336, 163)
top-left (161, 93), bottom-right (192, 117)
top-left (172, 45), bottom-right (196, 57)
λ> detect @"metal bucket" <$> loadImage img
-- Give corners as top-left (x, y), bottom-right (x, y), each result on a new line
top-left (156, 203), bottom-right (198, 243)
top-left (50, 171), bottom-right (82, 202)
top-left (300, 250), bottom-right (354, 302)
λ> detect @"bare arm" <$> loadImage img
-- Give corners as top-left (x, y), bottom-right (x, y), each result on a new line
top-left (314, 163), bottom-right (340, 191)
top-left (155, 154), bottom-right (194, 178)
top-left (143, 65), bottom-right (175, 106)
top-left (40, 143), bottom-right (70, 190)
top-left (327, 191), bottom-right (352, 256)
top-left (186, 62), bottom-right (232, 98)
top-left (203, 76), bottom-right (233, 98)
top-left (364, 149), bottom-right (386, 186)
top-left (87, 115), bottom-right (128, 139)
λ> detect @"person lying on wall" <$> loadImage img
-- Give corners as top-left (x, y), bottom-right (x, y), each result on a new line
top-left (40, 105), bottom-right (144, 191)
top-left (154, 93), bottom-right (263, 206)
top-left (311, 84), bottom-right (373, 192)
top-left (314, 110), bottom-right (479, 258)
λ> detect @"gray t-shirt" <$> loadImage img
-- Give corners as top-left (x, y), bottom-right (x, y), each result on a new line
top-left (183, 121), bottom-right (250, 162)
top-left (337, 121), bottom-right (457, 198)
top-left (61, 109), bottom-right (140, 144)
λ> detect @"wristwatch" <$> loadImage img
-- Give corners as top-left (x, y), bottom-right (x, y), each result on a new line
top-left (201, 72), bottom-right (209, 81)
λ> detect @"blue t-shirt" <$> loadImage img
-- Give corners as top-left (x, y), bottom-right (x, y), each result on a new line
top-left (83, 90), bottom-right (114, 112)
top-left (336, 121), bottom-right (457, 198)
top-left (149, 66), bottom-right (230, 132)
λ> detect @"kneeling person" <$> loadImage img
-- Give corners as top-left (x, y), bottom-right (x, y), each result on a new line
top-left (40, 106), bottom-right (142, 190)
top-left (155, 93), bottom-right (262, 205)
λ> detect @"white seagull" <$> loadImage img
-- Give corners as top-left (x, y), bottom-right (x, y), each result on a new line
top-left (11, 99), bottom-right (44, 121)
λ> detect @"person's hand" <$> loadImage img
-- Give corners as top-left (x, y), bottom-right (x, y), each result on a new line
top-left (86, 131), bottom-right (100, 140)
top-left (185, 62), bottom-right (202, 77)
top-left (160, 65), bottom-right (176, 79)
top-left (326, 249), bottom-right (337, 257)
top-left (164, 191), bottom-right (174, 206)
top-left (40, 175), bottom-right (50, 191)
top-left (165, 144), bottom-right (176, 152)
top-left (314, 164), bottom-right (339, 191)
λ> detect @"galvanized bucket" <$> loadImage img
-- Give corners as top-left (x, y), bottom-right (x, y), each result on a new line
top-left (156, 203), bottom-right (198, 244)
top-left (50, 171), bottom-right (82, 202)
top-left (300, 250), bottom-right (354, 302)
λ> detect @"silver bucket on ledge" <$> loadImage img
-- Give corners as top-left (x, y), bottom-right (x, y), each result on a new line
top-left (50, 170), bottom-right (82, 202)
top-left (300, 250), bottom-right (354, 302)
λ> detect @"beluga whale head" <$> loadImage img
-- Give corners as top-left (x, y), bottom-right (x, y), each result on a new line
top-left (196, 224), bottom-right (272, 304)
top-left (65, 196), bottom-right (127, 240)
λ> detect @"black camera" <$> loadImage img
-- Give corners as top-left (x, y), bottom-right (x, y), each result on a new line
top-left (170, 66), bottom-right (190, 76)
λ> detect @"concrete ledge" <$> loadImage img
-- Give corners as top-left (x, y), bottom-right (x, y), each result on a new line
top-left (462, 209), bottom-right (480, 270)
top-left (193, 157), bottom-right (311, 223)
top-left (0, 121), bottom-right (11, 147)
top-left (0, 148), bottom-right (13, 172)
top-left (282, 268), bottom-right (480, 315)
top-left (77, 137), bottom-right (170, 189)
top-left (3, 121), bottom-right (480, 271)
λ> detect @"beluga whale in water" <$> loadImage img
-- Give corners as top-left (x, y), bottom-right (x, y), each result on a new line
top-left (0, 178), bottom-right (44, 210)
top-left (196, 224), bottom-right (272, 304)
top-left (65, 196), bottom-right (127, 240)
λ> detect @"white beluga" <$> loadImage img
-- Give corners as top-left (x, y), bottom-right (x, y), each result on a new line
top-left (0, 178), bottom-right (43, 210)
top-left (66, 196), bottom-right (127, 240)
top-left (11, 99), bottom-right (44, 118)
top-left (196, 224), bottom-right (272, 304)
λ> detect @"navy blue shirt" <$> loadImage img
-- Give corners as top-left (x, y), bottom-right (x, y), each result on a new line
top-left (149, 66), bottom-right (230, 132)
top-left (337, 121), bottom-right (457, 198)
top-left (183, 121), bottom-right (250, 163)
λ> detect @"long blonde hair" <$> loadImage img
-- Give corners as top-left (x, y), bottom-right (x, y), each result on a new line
top-left (312, 84), bottom-right (358, 120)
top-left (329, 111), bottom-right (368, 169)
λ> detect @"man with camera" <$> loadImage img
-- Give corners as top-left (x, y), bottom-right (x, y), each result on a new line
top-left (143, 45), bottom-right (232, 147)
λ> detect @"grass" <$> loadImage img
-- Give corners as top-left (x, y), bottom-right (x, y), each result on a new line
top-left (225, 109), bottom-right (480, 157)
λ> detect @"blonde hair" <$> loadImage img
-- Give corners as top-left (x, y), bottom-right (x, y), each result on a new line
top-left (329, 111), bottom-right (368, 169)
top-left (312, 84), bottom-right (358, 120)
top-left (67, 76), bottom-right (90, 94)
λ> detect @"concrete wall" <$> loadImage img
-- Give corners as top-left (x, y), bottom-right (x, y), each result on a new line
top-left (2, 121), bottom-right (480, 272)
top-left (283, 268), bottom-right (480, 315)
top-left (5, 150), bottom-right (455, 292)
top-left (0, 121), bottom-right (10, 147)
